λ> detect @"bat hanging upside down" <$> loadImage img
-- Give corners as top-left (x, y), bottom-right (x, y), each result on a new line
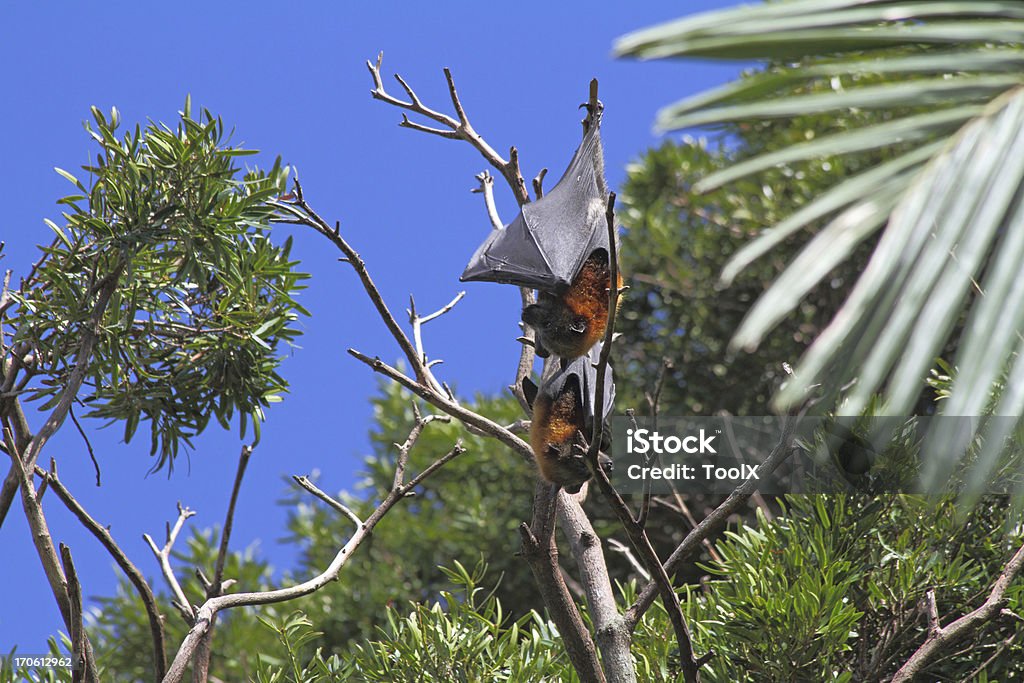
top-left (522, 248), bottom-right (618, 359)
top-left (522, 345), bottom-right (614, 493)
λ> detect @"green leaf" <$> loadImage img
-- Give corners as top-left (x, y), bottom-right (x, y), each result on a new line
top-left (694, 105), bottom-right (981, 191)
top-left (43, 218), bottom-right (73, 249)
top-left (659, 74), bottom-right (1022, 130)
top-left (720, 142), bottom-right (941, 285)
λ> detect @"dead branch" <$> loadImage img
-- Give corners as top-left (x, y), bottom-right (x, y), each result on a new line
top-left (891, 538), bottom-right (1024, 682)
top-left (162, 441), bottom-right (466, 683)
top-left (270, 180), bottom-right (428, 387)
top-left (368, 53), bottom-right (529, 205)
top-left (346, 349), bottom-right (533, 463)
top-left (532, 168), bottom-right (548, 199)
top-left (213, 445), bottom-right (253, 593)
top-left (519, 483), bottom-right (606, 683)
top-left (472, 171), bottom-right (503, 231)
top-left (408, 293), bottom-right (465, 397)
top-left (144, 503), bottom-right (198, 625)
top-left (58, 543), bottom-right (88, 682)
top-left (292, 475), bottom-right (364, 529)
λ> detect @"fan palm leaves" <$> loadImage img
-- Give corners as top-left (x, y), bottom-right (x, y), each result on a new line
top-left (616, 1), bottom-right (1024, 491)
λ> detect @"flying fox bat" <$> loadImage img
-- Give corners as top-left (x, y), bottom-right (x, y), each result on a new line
top-left (522, 248), bottom-right (620, 359)
top-left (522, 344), bottom-right (615, 493)
top-left (460, 105), bottom-right (615, 293)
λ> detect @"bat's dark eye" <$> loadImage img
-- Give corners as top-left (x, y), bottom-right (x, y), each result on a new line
top-left (570, 318), bottom-right (587, 334)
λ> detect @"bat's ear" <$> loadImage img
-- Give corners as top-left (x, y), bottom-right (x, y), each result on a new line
top-left (521, 377), bottom-right (539, 409)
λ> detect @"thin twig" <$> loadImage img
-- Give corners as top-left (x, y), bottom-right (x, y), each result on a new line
top-left (271, 180), bottom-right (427, 383)
top-left (532, 168), bottom-right (548, 199)
top-left (408, 293), bottom-right (464, 396)
top-left (608, 538), bottom-right (651, 581)
top-left (638, 361), bottom-right (671, 529)
top-left (144, 502), bottom-right (197, 625)
top-left (292, 475), bottom-right (364, 529)
top-left (346, 349), bottom-right (533, 463)
top-left (392, 409), bottom-right (450, 490)
top-left (0, 269), bottom-right (11, 356)
top-left (213, 445), bottom-right (253, 593)
top-left (68, 405), bottom-right (100, 487)
top-left (367, 53), bottom-right (528, 204)
top-left (473, 171), bottom-right (503, 231)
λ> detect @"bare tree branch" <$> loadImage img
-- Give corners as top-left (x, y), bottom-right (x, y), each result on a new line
top-left (4, 431), bottom-right (99, 682)
top-left (68, 404), bottom-right (100, 487)
top-left (519, 483), bottom-right (606, 683)
top-left (162, 441), bottom-right (466, 683)
top-left (188, 445), bottom-right (256, 683)
top-left (213, 445), bottom-right (253, 592)
top-left (144, 503), bottom-right (197, 625)
top-left (346, 349), bottom-right (533, 463)
top-left (472, 171), bottom-right (503, 231)
top-left (41, 461), bottom-right (167, 680)
top-left (292, 475), bottom-right (364, 529)
top-left (532, 168), bottom-right (548, 199)
top-left (58, 543), bottom-right (90, 683)
top-left (891, 539), bottom-right (1024, 682)
top-left (270, 181), bottom-right (427, 387)
top-left (409, 293), bottom-right (464, 397)
top-left (607, 538), bottom-right (650, 582)
top-left (367, 53), bottom-right (529, 205)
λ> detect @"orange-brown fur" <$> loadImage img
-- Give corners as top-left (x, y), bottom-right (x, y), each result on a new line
top-left (529, 379), bottom-right (591, 489)
top-left (522, 249), bottom-right (621, 359)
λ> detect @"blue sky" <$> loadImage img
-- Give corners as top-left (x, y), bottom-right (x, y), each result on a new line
top-left (0, 1), bottom-right (747, 656)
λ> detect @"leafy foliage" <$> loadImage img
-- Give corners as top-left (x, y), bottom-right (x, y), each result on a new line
top-left (629, 495), bottom-right (1024, 682)
top-left (326, 560), bottom-right (570, 682)
top-left (7, 99), bottom-right (308, 470)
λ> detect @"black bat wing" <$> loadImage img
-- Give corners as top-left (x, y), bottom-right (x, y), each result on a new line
top-left (579, 343), bottom-right (615, 429)
top-left (461, 111), bottom-right (610, 291)
top-left (537, 343), bottom-right (615, 431)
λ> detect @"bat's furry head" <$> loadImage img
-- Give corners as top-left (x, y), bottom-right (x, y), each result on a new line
top-left (522, 249), bottom-right (614, 360)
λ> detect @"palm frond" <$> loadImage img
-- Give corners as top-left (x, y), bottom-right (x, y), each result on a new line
top-left (617, 0), bottom-right (1024, 493)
